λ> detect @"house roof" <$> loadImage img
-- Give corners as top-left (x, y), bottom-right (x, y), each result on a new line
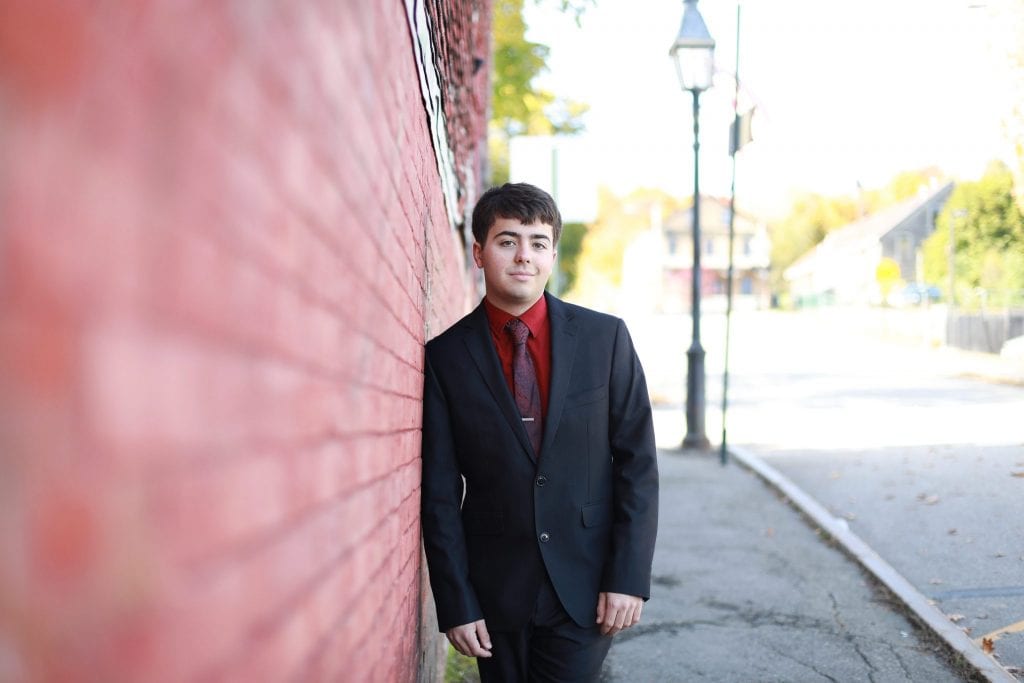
top-left (663, 196), bottom-right (762, 235)
top-left (785, 181), bottom-right (954, 277)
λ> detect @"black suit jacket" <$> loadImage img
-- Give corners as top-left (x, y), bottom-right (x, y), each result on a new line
top-left (421, 293), bottom-right (658, 632)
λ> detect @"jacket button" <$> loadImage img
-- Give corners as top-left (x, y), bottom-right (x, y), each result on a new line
top-left (539, 532), bottom-right (550, 543)
top-left (535, 475), bottom-right (547, 487)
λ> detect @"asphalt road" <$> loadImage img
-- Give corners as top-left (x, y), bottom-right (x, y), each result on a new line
top-left (632, 306), bottom-right (1024, 678)
top-left (603, 449), bottom-right (965, 683)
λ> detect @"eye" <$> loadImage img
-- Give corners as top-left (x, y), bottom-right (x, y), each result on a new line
top-left (499, 239), bottom-right (516, 247)
top-left (533, 242), bottom-right (547, 250)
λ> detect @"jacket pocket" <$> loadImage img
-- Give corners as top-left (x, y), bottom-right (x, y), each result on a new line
top-left (581, 501), bottom-right (612, 528)
top-left (565, 385), bottom-right (607, 409)
top-left (463, 511), bottom-right (504, 536)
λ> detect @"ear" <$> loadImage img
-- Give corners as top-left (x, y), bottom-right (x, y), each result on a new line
top-left (472, 241), bottom-right (484, 268)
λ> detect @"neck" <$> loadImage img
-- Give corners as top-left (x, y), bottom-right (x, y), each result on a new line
top-left (485, 293), bottom-right (544, 317)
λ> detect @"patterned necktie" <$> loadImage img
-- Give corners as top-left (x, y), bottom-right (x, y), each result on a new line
top-left (505, 318), bottom-right (543, 456)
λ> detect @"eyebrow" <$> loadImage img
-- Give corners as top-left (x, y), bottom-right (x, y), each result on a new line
top-left (494, 230), bottom-right (551, 242)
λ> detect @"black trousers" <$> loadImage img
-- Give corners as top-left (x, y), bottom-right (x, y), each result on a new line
top-left (476, 577), bottom-right (612, 683)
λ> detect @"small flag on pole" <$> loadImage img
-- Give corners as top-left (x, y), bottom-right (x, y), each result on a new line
top-left (729, 107), bottom-right (755, 155)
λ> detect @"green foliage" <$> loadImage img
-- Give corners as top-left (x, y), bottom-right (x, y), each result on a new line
top-left (883, 168), bottom-right (945, 203)
top-left (488, 0), bottom-right (590, 184)
top-left (492, 0), bottom-right (551, 137)
top-left (769, 193), bottom-right (859, 290)
top-left (445, 645), bottom-right (480, 683)
top-left (923, 161), bottom-right (1024, 306)
top-left (555, 221), bottom-right (587, 293)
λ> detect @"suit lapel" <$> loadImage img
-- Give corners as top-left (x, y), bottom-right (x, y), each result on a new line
top-left (541, 293), bottom-right (577, 457)
top-left (462, 303), bottom-right (537, 463)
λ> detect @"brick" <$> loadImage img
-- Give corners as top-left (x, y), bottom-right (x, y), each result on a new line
top-left (0, 0), bottom-right (488, 680)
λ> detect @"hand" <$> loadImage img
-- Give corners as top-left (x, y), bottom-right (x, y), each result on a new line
top-left (446, 619), bottom-right (493, 658)
top-left (596, 592), bottom-right (643, 636)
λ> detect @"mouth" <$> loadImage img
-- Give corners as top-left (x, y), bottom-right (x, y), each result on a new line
top-left (509, 272), bottom-right (534, 280)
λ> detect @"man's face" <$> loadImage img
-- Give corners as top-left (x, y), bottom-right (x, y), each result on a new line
top-left (473, 217), bottom-right (557, 313)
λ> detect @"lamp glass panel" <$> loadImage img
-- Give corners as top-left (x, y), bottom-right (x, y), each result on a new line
top-left (673, 47), bottom-right (714, 92)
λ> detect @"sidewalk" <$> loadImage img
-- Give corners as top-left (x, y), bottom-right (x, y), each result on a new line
top-left (602, 450), bottom-right (976, 683)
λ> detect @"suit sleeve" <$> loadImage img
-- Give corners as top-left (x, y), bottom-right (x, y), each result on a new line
top-left (603, 318), bottom-right (659, 599)
top-left (420, 351), bottom-right (484, 632)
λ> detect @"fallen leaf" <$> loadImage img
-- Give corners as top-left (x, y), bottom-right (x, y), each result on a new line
top-left (982, 637), bottom-right (995, 654)
top-left (948, 528), bottom-right (958, 535)
top-left (828, 471), bottom-right (842, 479)
top-left (764, 527), bottom-right (775, 538)
top-left (994, 552), bottom-right (1006, 558)
top-left (948, 613), bottom-right (966, 623)
top-left (929, 578), bottom-right (944, 585)
top-left (1011, 472), bottom-right (1024, 478)
top-left (923, 494), bottom-right (940, 505)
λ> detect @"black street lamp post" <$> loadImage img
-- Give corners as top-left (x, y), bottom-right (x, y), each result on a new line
top-left (670, 0), bottom-right (715, 451)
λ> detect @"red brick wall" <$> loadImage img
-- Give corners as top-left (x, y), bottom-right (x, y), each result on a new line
top-left (0, 1), bottom-right (488, 681)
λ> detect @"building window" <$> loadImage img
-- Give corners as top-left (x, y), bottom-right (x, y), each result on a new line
top-left (743, 236), bottom-right (752, 256)
top-left (704, 238), bottom-right (714, 255)
top-left (898, 233), bottom-right (912, 263)
top-left (741, 275), bottom-right (753, 294)
top-left (667, 233), bottom-right (678, 255)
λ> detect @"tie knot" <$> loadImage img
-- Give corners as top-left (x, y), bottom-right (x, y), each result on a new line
top-left (504, 318), bottom-right (530, 345)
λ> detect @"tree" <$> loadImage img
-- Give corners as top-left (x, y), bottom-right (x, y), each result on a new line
top-left (569, 187), bottom-right (685, 303)
top-left (875, 257), bottom-right (901, 304)
top-left (488, 0), bottom-right (590, 184)
top-left (553, 221), bottom-right (586, 293)
top-left (922, 161), bottom-right (1024, 307)
top-left (769, 193), bottom-right (859, 291)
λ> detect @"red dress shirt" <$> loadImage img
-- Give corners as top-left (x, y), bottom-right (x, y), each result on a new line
top-left (483, 296), bottom-right (552, 420)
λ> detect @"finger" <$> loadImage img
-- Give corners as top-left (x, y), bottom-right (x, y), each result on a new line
top-left (601, 606), bottom-right (622, 635)
top-left (599, 608), bottom-right (613, 635)
top-left (451, 635), bottom-right (472, 657)
top-left (475, 622), bottom-right (493, 657)
top-left (613, 607), bottom-right (628, 632)
top-left (466, 635), bottom-right (491, 658)
top-left (630, 603), bottom-right (643, 626)
top-left (448, 626), bottom-right (478, 657)
top-left (596, 592), bottom-right (607, 624)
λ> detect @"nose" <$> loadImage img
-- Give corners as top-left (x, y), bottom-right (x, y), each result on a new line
top-left (515, 244), bottom-right (531, 263)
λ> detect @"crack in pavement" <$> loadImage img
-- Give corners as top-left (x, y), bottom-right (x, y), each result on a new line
top-left (614, 597), bottom-right (934, 682)
top-left (763, 640), bottom-right (842, 683)
top-left (828, 591), bottom-right (847, 632)
top-left (888, 641), bottom-right (916, 680)
top-left (853, 640), bottom-right (880, 683)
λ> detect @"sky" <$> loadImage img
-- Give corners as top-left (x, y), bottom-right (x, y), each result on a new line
top-left (515, 0), bottom-right (1018, 221)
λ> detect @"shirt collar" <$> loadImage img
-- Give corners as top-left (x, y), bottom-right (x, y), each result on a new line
top-left (483, 294), bottom-right (548, 338)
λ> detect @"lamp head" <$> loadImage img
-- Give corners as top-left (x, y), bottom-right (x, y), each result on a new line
top-left (669, 0), bottom-right (716, 92)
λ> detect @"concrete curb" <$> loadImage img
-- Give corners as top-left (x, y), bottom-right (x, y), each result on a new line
top-left (728, 445), bottom-right (1017, 683)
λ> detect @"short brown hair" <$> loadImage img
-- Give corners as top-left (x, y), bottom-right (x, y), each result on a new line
top-left (471, 183), bottom-right (562, 246)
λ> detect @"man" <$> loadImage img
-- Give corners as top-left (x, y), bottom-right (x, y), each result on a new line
top-left (421, 183), bottom-right (658, 682)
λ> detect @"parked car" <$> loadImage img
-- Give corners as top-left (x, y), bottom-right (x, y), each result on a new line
top-left (888, 283), bottom-right (942, 307)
